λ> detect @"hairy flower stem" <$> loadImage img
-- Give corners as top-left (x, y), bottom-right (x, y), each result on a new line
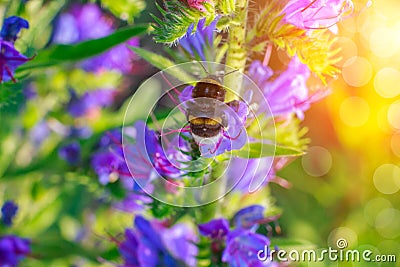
top-left (224, 0), bottom-right (249, 94)
top-left (195, 161), bottom-right (227, 223)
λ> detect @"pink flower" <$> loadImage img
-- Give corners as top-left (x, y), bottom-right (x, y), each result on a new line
top-left (186, 0), bottom-right (210, 12)
top-left (281, 0), bottom-right (354, 33)
top-left (248, 57), bottom-right (327, 120)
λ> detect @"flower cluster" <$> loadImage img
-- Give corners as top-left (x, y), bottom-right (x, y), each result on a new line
top-left (118, 215), bottom-right (198, 266)
top-left (198, 205), bottom-right (278, 266)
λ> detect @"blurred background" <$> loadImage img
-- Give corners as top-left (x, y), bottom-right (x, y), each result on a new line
top-left (273, 1), bottom-right (400, 266)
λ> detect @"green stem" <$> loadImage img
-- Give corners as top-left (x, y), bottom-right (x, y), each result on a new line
top-left (195, 161), bottom-right (227, 223)
top-left (224, 0), bottom-right (249, 94)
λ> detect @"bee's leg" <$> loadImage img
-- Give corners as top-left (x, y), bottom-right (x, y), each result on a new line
top-left (160, 72), bottom-right (184, 104)
top-left (106, 130), bottom-right (156, 169)
top-left (160, 125), bottom-right (191, 137)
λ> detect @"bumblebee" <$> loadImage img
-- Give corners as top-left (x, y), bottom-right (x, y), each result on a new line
top-left (186, 75), bottom-right (227, 146)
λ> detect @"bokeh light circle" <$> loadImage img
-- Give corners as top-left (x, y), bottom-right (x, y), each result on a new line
top-left (339, 97), bottom-right (370, 127)
top-left (342, 56), bottom-right (373, 87)
top-left (372, 164), bottom-right (400, 194)
top-left (369, 27), bottom-right (400, 58)
top-left (387, 100), bottom-right (400, 130)
top-left (328, 227), bottom-right (358, 249)
top-left (375, 208), bottom-right (400, 239)
top-left (391, 135), bottom-right (400, 158)
top-left (301, 146), bottom-right (332, 177)
top-left (363, 197), bottom-right (393, 227)
top-left (374, 68), bottom-right (400, 98)
top-left (377, 105), bottom-right (392, 133)
top-left (377, 240), bottom-right (400, 255)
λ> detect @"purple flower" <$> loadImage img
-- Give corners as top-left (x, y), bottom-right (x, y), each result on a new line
top-left (53, 4), bottom-right (112, 44)
top-left (222, 229), bottom-right (271, 267)
top-left (81, 38), bottom-right (139, 73)
top-left (118, 228), bottom-right (140, 267)
top-left (198, 218), bottom-right (229, 239)
top-left (1, 16), bottom-right (29, 43)
top-left (118, 216), bottom-right (197, 267)
top-left (58, 142), bottom-right (81, 165)
top-left (91, 150), bottom-right (128, 185)
top-left (1, 201), bottom-right (18, 226)
top-left (0, 235), bottom-right (31, 267)
top-left (227, 157), bottom-right (274, 193)
top-left (113, 192), bottom-right (152, 213)
top-left (161, 223), bottom-right (198, 267)
top-left (53, 3), bottom-right (139, 73)
top-left (92, 128), bottom-right (136, 185)
top-left (124, 121), bottom-right (182, 184)
top-left (67, 89), bottom-right (115, 118)
top-left (198, 206), bottom-right (278, 266)
top-left (281, 0), bottom-right (354, 33)
top-left (232, 205), bottom-right (265, 230)
top-left (248, 57), bottom-right (326, 120)
top-left (179, 17), bottom-right (218, 61)
top-left (0, 16), bottom-right (31, 83)
top-left (0, 41), bottom-right (30, 83)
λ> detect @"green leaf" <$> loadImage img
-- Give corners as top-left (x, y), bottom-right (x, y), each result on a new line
top-left (17, 24), bottom-right (149, 71)
top-left (234, 142), bottom-right (305, 158)
top-left (130, 47), bottom-right (195, 83)
top-left (151, 1), bottom-right (217, 44)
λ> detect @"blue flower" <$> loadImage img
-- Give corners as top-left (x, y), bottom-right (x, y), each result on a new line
top-left (179, 17), bottom-right (218, 61)
top-left (113, 191), bottom-right (152, 213)
top-left (58, 142), bottom-right (81, 165)
top-left (198, 206), bottom-right (278, 266)
top-left (1, 201), bottom-right (18, 226)
top-left (0, 16), bottom-right (29, 43)
top-left (91, 128), bottom-right (130, 185)
top-left (118, 216), bottom-right (197, 267)
top-left (91, 149), bottom-right (128, 185)
top-left (0, 41), bottom-right (30, 83)
top-left (124, 121), bottom-right (183, 183)
top-left (0, 16), bottom-right (31, 83)
top-left (232, 205), bottom-right (265, 230)
top-left (198, 218), bottom-right (229, 239)
top-left (222, 229), bottom-right (271, 267)
top-left (0, 235), bottom-right (31, 267)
